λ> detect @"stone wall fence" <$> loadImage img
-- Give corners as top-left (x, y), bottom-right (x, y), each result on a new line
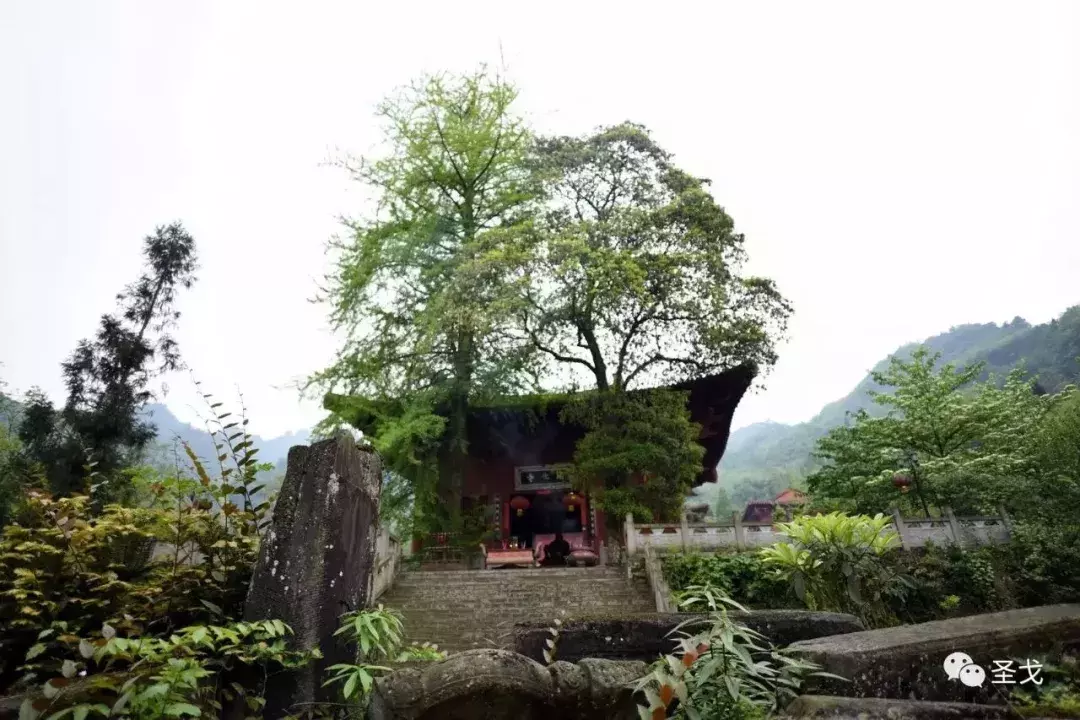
top-left (627, 506), bottom-right (1016, 614)
top-left (624, 505), bottom-right (1015, 557)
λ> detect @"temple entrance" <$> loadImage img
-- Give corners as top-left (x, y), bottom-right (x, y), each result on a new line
top-left (507, 490), bottom-right (584, 550)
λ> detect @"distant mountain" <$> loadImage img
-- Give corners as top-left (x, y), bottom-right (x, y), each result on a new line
top-left (719, 305), bottom-right (1080, 505)
top-left (0, 390), bottom-right (309, 499)
top-left (144, 403), bottom-right (310, 496)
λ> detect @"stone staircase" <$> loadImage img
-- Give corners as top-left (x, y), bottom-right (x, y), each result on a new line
top-left (379, 565), bottom-right (656, 653)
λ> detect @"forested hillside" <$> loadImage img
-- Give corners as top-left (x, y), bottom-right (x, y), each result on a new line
top-left (716, 305), bottom-right (1080, 507)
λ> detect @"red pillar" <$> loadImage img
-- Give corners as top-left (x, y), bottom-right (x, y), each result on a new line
top-left (501, 498), bottom-right (510, 548)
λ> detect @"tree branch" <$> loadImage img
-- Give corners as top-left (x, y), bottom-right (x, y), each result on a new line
top-left (432, 115), bottom-right (468, 188)
top-left (522, 314), bottom-right (596, 372)
top-left (623, 353), bottom-right (707, 389)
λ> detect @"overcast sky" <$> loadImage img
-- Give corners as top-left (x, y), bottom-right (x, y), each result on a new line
top-left (1, 1), bottom-right (1077, 439)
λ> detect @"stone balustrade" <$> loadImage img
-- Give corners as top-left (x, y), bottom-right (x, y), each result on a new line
top-left (624, 506), bottom-right (1014, 556)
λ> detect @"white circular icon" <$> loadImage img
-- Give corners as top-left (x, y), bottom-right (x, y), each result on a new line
top-left (959, 663), bottom-right (986, 687)
top-left (943, 652), bottom-right (974, 680)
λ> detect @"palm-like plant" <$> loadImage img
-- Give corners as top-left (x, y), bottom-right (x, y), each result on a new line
top-left (759, 512), bottom-right (907, 627)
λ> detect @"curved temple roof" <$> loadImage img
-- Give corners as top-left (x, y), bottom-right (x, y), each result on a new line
top-left (326, 363), bottom-right (757, 487)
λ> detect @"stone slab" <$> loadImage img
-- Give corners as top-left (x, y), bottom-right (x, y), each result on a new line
top-left (782, 695), bottom-right (1018, 719)
top-left (514, 610), bottom-right (864, 663)
top-left (789, 603), bottom-right (1080, 704)
top-left (367, 648), bottom-right (646, 720)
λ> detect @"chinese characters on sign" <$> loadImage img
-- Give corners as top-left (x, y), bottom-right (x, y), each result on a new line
top-left (943, 652), bottom-right (1043, 688)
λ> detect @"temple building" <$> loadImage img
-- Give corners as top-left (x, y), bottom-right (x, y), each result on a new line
top-left (328, 364), bottom-right (754, 564)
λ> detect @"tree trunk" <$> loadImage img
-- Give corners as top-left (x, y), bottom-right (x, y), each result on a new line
top-left (580, 324), bottom-right (609, 390)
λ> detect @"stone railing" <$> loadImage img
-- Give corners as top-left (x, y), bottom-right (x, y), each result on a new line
top-left (641, 545), bottom-right (675, 613)
top-left (624, 506), bottom-right (1014, 556)
top-left (369, 526), bottom-right (402, 603)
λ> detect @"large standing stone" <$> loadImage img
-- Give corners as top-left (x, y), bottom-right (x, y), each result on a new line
top-left (789, 604), bottom-right (1080, 703)
top-left (514, 610), bottom-right (864, 663)
top-left (244, 434), bottom-right (381, 716)
top-left (367, 649), bottom-right (646, 720)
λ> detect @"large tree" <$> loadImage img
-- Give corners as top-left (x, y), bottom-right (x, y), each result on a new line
top-left (516, 123), bottom-right (791, 392)
top-left (19, 223), bottom-right (198, 497)
top-left (808, 347), bottom-right (1067, 517)
top-left (505, 124), bottom-right (790, 522)
top-left (310, 69), bottom-right (537, 527)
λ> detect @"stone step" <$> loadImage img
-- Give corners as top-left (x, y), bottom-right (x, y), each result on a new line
top-left (380, 565), bottom-right (656, 653)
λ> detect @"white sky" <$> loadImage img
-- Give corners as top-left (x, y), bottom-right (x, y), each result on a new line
top-left (1, 1), bottom-right (1078, 438)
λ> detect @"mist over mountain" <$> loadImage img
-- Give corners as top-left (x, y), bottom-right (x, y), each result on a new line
top-left (143, 402), bottom-right (309, 482)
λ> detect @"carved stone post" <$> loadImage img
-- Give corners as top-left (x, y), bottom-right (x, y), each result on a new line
top-left (244, 433), bottom-right (382, 717)
top-left (890, 507), bottom-right (909, 549)
top-left (624, 513), bottom-right (636, 557)
top-left (943, 506), bottom-right (963, 545)
top-left (732, 511), bottom-right (745, 550)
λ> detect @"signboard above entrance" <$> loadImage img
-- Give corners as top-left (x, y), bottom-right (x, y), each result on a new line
top-left (514, 465), bottom-right (568, 491)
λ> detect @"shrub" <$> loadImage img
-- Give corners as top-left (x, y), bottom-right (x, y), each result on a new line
top-left (663, 552), bottom-right (795, 610)
top-left (759, 512), bottom-right (909, 628)
top-left (886, 522), bottom-right (1080, 623)
top-left (992, 522), bottom-right (1080, 607)
top-left (634, 585), bottom-right (841, 719)
top-left (320, 605), bottom-right (443, 712)
top-left (0, 396), bottom-right (291, 718)
top-left (20, 619), bottom-right (318, 720)
top-left (1010, 653), bottom-right (1080, 718)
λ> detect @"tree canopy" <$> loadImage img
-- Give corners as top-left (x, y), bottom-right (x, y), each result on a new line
top-left (558, 388), bottom-right (705, 523)
top-left (18, 223), bottom-right (198, 498)
top-left (309, 69), bottom-right (539, 527)
top-left (313, 74), bottom-right (792, 531)
top-left (808, 347), bottom-right (1074, 517)
top-left (516, 122), bottom-right (791, 392)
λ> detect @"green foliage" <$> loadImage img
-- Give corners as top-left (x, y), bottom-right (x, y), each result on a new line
top-left (18, 224), bottom-right (198, 499)
top-left (1010, 654), bottom-right (1080, 718)
top-left (759, 512), bottom-right (907, 628)
top-left (990, 523), bottom-right (1080, 607)
top-left (316, 88), bottom-right (791, 536)
top-left (720, 308), bottom-right (1080, 499)
top-left (394, 643), bottom-right (446, 663)
top-left (1034, 390), bottom-right (1080, 510)
top-left (664, 553), bottom-right (795, 610)
top-left (808, 347), bottom-right (1070, 517)
top-left (0, 403), bottom-right (36, 529)
top-left (19, 619), bottom-right (317, 720)
top-left (634, 587), bottom-right (838, 719)
top-left (687, 483), bottom-right (733, 521)
top-left (518, 122), bottom-right (791, 393)
top-left (323, 605), bottom-right (434, 709)
top-left (310, 67), bottom-right (539, 529)
top-left (558, 389), bottom-right (703, 522)
top-left (0, 396), bottom-right (274, 693)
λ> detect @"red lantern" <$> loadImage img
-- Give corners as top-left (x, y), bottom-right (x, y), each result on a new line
top-left (564, 492), bottom-right (582, 512)
top-left (892, 473), bottom-right (912, 494)
top-left (510, 495), bottom-right (531, 517)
